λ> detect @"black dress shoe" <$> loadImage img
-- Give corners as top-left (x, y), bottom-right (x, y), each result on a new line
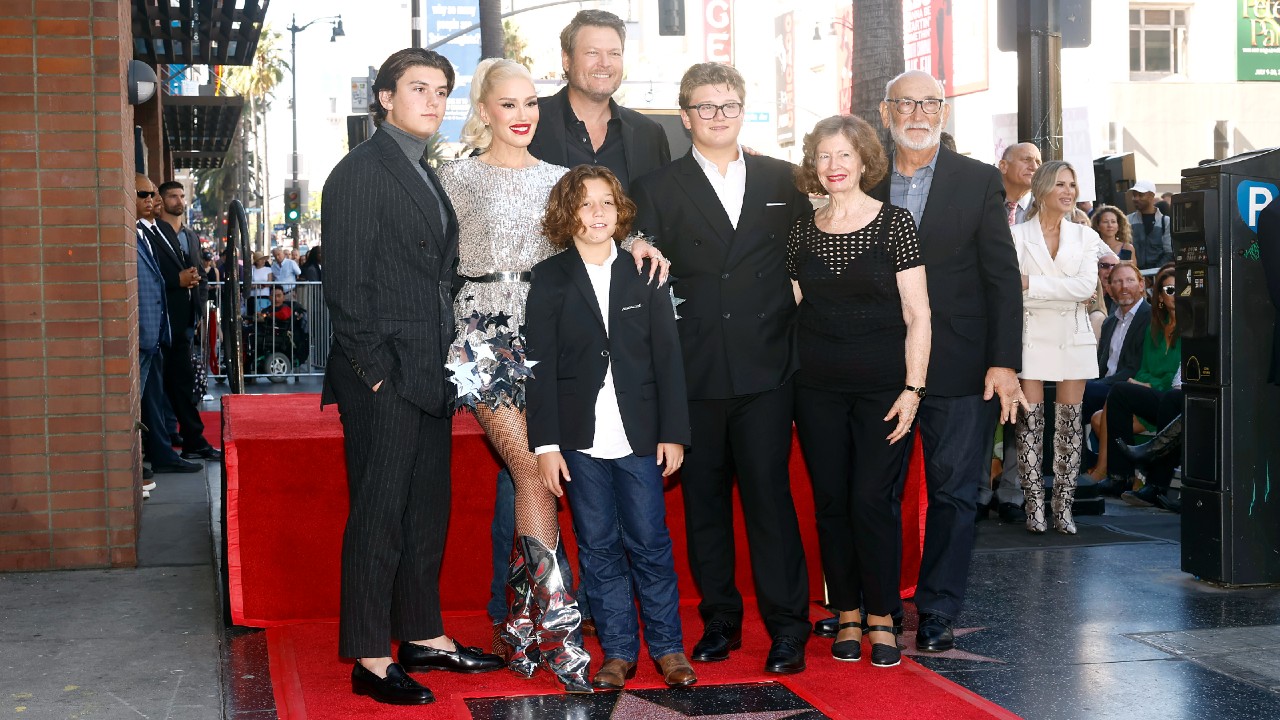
top-left (813, 615), bottom-right (838, 638)
top-left (690, 620), bottom-right (741, 662)
top-left (181, 446), bottom-right (223, 460)
top-left (351, 662), bottom-right (434, 705)
top-left (398, 640), bottom-right (504, 673)
top-left (915, 615), bottom-right (954, 653)
top-left (1156, 492), bottom-right (1181, 514)
top-left (150, 459), bottom-right (203, 474)
top-left (764, 636), bottom-right (806, 674)
top-left (1096, 475), bottom-right (1130, 497)
top-left (997, 502), bottom-right (1027, 523)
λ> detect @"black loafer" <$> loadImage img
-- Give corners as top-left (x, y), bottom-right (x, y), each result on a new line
top-left (398, 640), bottom-right (504, 673)
top-left (351, 662), bottom-right (434, 705)
top-left (691, 620), bottom-right (742, 662)
top-left (997, 502), bottom-right (1027, 523)
top-left (915, 615), bottom-right (954, 653)
top-left (181, 447), bottom-right (223, 460)
top-left (813, 615), bottom-right (838, 638)
top-left (764, 636), bottom-right (806, 674)
top-left (150, 459), bottom-right (203, 474)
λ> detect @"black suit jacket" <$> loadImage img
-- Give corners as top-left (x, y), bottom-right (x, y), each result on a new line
top-left (526, 87), bottom-right (671, 186)
top-left (870, 147), bottom-right (1023, 397)
top-left (1096, 301), bottom-right (1153, 385)
top-left (631, 151), bottom-right (810, 400)
top-left (525, 247), bottom-right (690, 453)
top-left (320, 126), bottom-right (459, 416)
top-left (146, 221), bottom-right (197, 339)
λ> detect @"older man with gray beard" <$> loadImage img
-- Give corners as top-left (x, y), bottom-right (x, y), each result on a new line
top-left (868, 71), bottom-right (1026, 653)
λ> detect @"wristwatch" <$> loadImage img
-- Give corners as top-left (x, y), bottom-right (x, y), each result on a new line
top-left (905, 385), bottom-right (927, 399)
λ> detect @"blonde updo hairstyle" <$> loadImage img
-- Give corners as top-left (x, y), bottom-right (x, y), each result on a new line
top-left (459, 58), bottom-right (535, 151)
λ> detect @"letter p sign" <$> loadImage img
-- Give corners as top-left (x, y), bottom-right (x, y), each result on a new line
top-left (1238, 180), bottom-right (1278, 233)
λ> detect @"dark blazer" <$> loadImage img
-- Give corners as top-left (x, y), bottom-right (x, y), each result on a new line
top-left (1096, 301), bottom-right (1153, 385)
top-left (526, 87), bottom-right (671, 185)
top-left (525, 247), bottom-right (690, 453)
top-left (870, 146), bottom-right (1023, 397)
top-left (320, 126), bottom-right (459, 417)
top-left (631, 151), bottom-right (810, 400)
top-left (147, 220), bottom-right (197, 339)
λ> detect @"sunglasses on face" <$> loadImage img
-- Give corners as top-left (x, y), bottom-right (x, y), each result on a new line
top-left (137, 190), bottom-right (156, 199)
top-left (1162, 285), bottom-right (1176, 296)
top-left (1098, 261), bottom-right (1117, 270)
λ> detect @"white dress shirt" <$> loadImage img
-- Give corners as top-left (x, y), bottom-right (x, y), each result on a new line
top-left (535, 243), bottom-right (633, 459)
top-left (691, 144), bottom-right (746, 229)
top-left (1106, 298), bottom-right (1146, 377)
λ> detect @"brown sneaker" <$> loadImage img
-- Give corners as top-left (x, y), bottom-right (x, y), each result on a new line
top-left (656, 652), bottom-right (697, 687)
top-left (590, 658), bottom-right (637, 690)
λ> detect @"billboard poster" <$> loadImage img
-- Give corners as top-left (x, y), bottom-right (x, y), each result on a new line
top-left (902, 0), bottom-right (987, 97)
top-left (426, 1), bottom-right (482, 142)
top-left (704, 0), bottom-right (734, 64)
top-left (836, 4), bottom-right (854, 115)
top-left (775, 12), bottom-right (795, 147)
top-left (1238, 3), bottom-right (1280, 81)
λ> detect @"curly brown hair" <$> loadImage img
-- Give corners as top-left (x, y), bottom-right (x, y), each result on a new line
top-left (542, 165), bottom-right (636, 248)
top-left (1091, 204), bottom-right (1134, 249)
top-left (794, 114), bottom-right (887, 195)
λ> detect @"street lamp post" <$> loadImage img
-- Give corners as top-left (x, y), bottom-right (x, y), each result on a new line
top-left (287, 13), bottom-right (344, 244)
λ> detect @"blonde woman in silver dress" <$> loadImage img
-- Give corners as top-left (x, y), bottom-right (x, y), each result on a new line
top-left (436, 58), bottom-right (666, 693)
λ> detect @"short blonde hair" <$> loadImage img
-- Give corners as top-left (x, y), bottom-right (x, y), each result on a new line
top-left (678, 62), bottom-right (745, 110)
top-left (459, 58), bottom-right (534, 150)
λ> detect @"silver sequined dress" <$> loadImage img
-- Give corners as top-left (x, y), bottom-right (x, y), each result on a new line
top-left (437, 156), bottom-right (568, 406)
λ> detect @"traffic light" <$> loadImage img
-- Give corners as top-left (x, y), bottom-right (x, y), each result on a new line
top-left (285, 184), bottom-right (301, 223)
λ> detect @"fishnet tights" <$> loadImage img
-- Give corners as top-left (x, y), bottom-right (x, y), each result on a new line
top-left (471, 403), bottom-right (560, 549)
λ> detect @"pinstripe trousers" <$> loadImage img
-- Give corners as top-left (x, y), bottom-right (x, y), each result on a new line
top-left (328, 355), bottom-right (451, 659)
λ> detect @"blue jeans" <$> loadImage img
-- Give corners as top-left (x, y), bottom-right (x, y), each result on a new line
top-left (487, 468), bottom-right (589, 623)
top-left (140, 350), bottom-right (182, 466)
top-left (562, 451), bottom-right (684, 661)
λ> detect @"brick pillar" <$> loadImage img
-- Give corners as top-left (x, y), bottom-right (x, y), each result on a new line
top-left (0, 0), bottom-right (143, 570)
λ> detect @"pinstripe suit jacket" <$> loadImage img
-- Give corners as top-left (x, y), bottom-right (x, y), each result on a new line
top-left (320, 126), bottom-right (459, 417)
top-left (136, 229), bottom-right (170, 353)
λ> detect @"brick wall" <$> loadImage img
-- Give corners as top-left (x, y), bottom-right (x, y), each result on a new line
top-left (0, 0), bottom-right (143, 570)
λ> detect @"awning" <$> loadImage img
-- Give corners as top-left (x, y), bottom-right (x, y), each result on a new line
top-left (132, 0), bottom-right (271, 66)
top-left (164, 95), bottom-right (244, 168)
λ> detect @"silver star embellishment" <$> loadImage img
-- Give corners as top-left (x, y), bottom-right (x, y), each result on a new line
top-left (609, 693), bottom-right (812, 720)
top-left (900, 626), bottom-right (1006, 663)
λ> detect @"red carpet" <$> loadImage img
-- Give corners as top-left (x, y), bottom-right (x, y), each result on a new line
top-left (200, 410), bottom-right (220, 450)
top-left (221, 394), bottom-right (930, 627)
top-left (266, 605), bottom-right (1021, 720)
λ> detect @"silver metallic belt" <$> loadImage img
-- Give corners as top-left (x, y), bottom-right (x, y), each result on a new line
top-left (463, 271), bottom-right (531, 283)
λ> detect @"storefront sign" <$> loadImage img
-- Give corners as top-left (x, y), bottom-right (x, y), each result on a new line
top-left (1239, 1), bottom-right (1280, 81)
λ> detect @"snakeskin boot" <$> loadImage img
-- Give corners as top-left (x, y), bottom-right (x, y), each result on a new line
top-left (521, 535), bottom-right (593, 693)
top-left (500, 542), bottom-right (538, 678)
top-left (1016, 402), bottom-right (1047, 534)
top-left (1052, 403), bottom-right (1084, 535)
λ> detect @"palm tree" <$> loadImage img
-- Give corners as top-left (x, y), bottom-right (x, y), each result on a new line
top-left (503, 20), bottom-right (533, 69)
top-left (221, 25), bottom-right (289, 243)
top-left (850, 0), bottom-right (904, 150)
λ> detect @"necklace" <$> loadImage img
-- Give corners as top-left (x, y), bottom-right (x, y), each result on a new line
top-left (820, 193), bottom-right (874, 231)
top-left (480, 152), bottom-right (532, 170)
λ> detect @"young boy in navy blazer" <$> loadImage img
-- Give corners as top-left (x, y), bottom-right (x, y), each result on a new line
top-left (524, 165), bottom-right (696, 691)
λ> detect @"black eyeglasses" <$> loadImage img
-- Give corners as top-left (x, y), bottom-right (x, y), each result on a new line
top-left (1162, 285), bottom-right (1176, 296)
top-left (137, 190), bottom-right (156, 199)
top-left (885, 97), bottom-right (944, 115)
top-left (684, 102), bottom-right (744, 120)
top-left (1098, 261), bottom-right (1118, 270)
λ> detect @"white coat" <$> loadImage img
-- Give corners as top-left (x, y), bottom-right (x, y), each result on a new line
top-left (1011, 218), bottom-right (1109, 381)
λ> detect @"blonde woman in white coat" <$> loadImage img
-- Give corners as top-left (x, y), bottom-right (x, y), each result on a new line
top-left (1010, 160), bottom-right (1109, 534)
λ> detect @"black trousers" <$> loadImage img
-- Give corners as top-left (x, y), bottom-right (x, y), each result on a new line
top-left (1105, 383), bottom-right (1183, 486)
top-left (329, 357), bottom-right (451, 658)
top-left (161, 332), bottom-right (210, 453)
top-left (910, 394), bottom-right (998, 622)
top-left (682, 378), bottom-right (810, 640)
top-left (794, 384), bottom-right (907, 618)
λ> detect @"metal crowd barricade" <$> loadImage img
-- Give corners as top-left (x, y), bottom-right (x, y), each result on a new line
top-left (202, 280), bottom-right (328, 384)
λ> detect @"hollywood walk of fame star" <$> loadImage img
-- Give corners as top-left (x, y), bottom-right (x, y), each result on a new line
top-left (608, 693), bottom-right (815, 720)
top-left (899, 626), bottom-right (1006, 663)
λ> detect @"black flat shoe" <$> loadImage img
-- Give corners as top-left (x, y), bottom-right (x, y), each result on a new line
top-left (764, 636), bottom-right (806, 674)
top-left (398, 640), bottom-right (504, 673)
top-left (151, 459), bottom-right (203, 474)
top-left (813, 615), bottom-right (838, 638)
top-left (691, 620), bottom-right (742, 662)
top-left (997, 502), bottom-right (1027, 523)
top-left (915, 615), bottom-right (954, 653)
top-left (867, 625), bottom-right (901, 667)
top-left (830, 621), bottom-right (862, 662)
top-left (181, 446), bottom-right (222, 460)
top-left (351, 663), bottom-right (434, 705)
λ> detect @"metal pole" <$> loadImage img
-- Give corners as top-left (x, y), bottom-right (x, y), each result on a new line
top-left (1016, 0), bottom-right (1063, 161)
top-left (290, 13), bottom-right (299, 243)
top-left (411, 0), bottom-right (422, 48)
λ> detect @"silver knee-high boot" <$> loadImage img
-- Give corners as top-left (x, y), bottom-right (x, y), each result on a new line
top-left (500, 541), bottom-right (539, 678)
top-left (521, 535), bottom-right (593, 693)
top-left (1052, 403), bottom-right (1084, 535)
top-left (1016, 403), bottom-right (1047, 534)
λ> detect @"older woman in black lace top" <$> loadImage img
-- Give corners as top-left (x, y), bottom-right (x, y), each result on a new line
top-left (787, 114), bottom-right (931, 669)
